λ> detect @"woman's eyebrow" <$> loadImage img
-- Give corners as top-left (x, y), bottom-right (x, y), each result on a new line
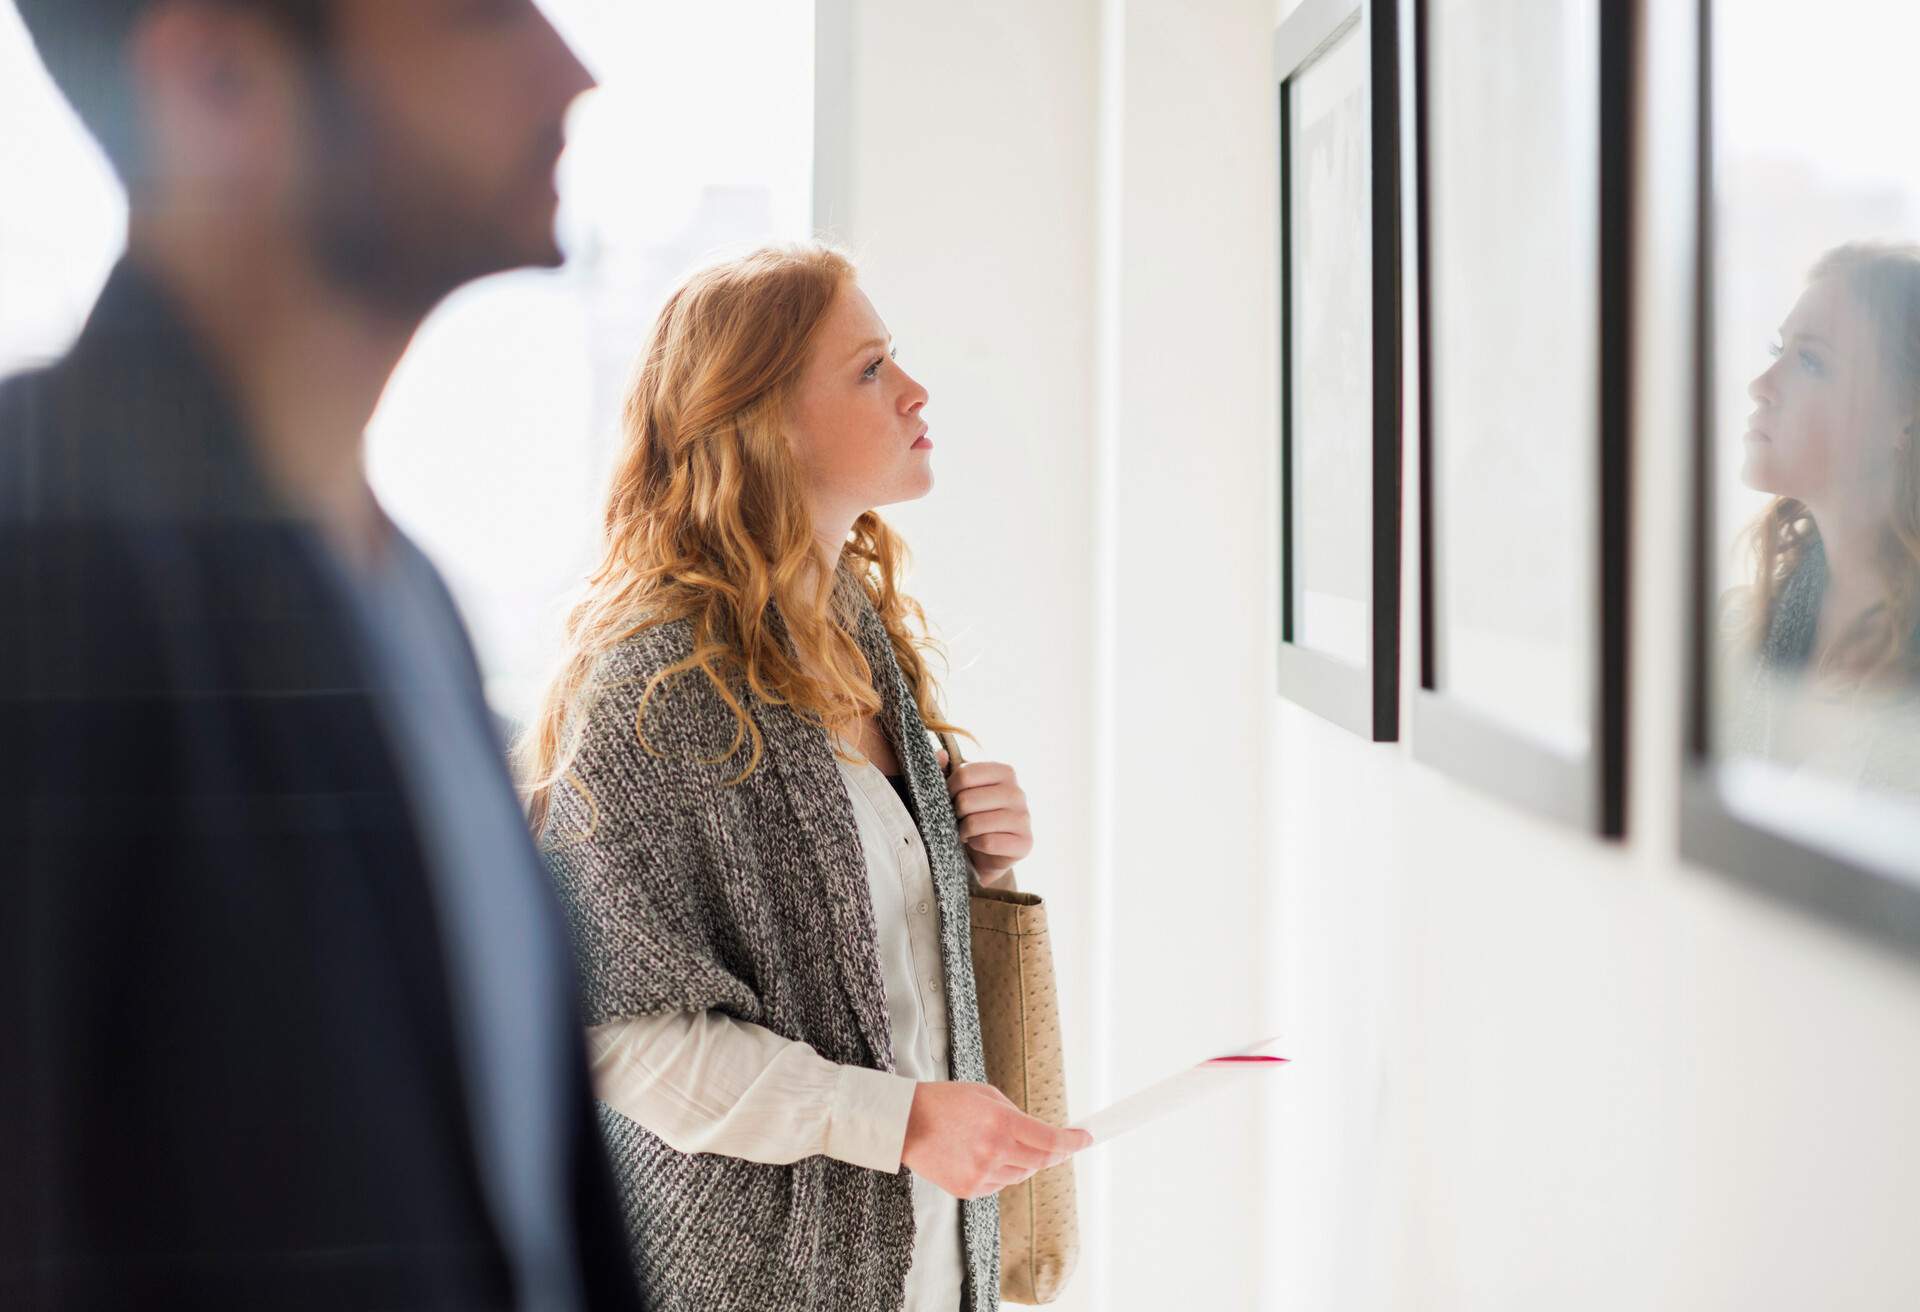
top-left (847, 336), bottom-right (892, 361)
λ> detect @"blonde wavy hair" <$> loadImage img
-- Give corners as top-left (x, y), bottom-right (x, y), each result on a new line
top-left (520, 244), bottom-right (960, 836)
top-left (1743, 241), bottom-right (1920, 682)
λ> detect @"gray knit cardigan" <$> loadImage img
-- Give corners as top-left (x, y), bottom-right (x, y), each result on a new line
top-left (542, 588), bottom-right (999, 1312)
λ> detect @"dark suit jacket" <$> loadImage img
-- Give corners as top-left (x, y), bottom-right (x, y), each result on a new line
top-left (0, 264), bottom-right (640, 1311)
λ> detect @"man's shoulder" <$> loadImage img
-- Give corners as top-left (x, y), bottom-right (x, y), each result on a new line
top-left (0, 339), bottom-right (178, 523)
top-left (0, 359), bottom-right (145, 623)
top-left (0, 356), bottom-right (83, 519)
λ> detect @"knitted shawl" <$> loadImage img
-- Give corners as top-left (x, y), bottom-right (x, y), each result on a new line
top-left (542, 585), bottom-right (999, 1311)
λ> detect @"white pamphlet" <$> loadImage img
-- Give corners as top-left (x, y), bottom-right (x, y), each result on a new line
top-left (1071, 1037), bottom-right (1289, 1146)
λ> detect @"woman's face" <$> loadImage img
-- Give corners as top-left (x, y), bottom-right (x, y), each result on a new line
top-left (1744, 275), bottom-right (1907, 511)
top-left (787, 280), bottom-right (933, 528)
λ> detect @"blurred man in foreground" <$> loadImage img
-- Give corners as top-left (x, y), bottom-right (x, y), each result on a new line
top-left (0, 2), bottom-right (639, 1307)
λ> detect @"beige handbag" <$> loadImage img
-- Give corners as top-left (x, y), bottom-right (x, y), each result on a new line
top-left (941, 732), bottom-right (1080, 1305)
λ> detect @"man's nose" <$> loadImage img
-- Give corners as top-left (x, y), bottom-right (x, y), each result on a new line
top-left (535, 10), bottom-right (598, 108)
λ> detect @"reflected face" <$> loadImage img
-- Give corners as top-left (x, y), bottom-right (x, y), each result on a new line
top-left (312, 0), bottom-right (596, 311)
top-left (787, 282), bottom-right (933, 527)
top-left (1744, 275), bottom-right (1907, 510)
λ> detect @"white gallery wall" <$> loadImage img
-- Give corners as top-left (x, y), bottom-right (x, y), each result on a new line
top-left (1094, 0), bottom-right (1278, 1306)
top-left (845, 0), bottom-right (1920, 1308)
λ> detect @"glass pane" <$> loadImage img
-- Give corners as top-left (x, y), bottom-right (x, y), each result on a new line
top-left (1427, 0), bottom-right (1598, 755)
top-left (1710, 1), bottom-right (1920, 818)
top-left (1288, 18), bottom-right (1373, 667)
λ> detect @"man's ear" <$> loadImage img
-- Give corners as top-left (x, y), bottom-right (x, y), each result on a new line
top-left (128, 1), bottom-right (311, 193)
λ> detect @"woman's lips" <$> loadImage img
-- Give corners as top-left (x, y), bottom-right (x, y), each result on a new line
top-left (911, 432), bottom-right (933, 450)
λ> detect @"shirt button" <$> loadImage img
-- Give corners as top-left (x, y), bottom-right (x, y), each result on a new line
top-left (917, 900), bottom-right (930, 915)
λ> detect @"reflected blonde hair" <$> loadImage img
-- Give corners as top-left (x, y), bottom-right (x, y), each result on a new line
top-left (520, 244), bottom-right (959, 836)
top-left (1743, 241), bottom-right (1920, 682)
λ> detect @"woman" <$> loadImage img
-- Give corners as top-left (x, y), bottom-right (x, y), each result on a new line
top-left (521, 245), bottom-right (1088, 1311)
top-left (1729, 240), bottom-right (1920, 789)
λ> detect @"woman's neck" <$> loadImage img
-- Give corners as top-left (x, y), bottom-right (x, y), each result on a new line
top-left (1807, 501), bottom-right (1894, 659)
top-left (810, 512), bottom-right (859, 593)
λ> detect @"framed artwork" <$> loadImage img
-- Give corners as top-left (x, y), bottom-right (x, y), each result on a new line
top-left (1410, 0), bottom-right (1634, 834)
top-left (1682, 0), bottom-right (1920, 953)
top-left (1274, 0), bottom-right (1403, 740)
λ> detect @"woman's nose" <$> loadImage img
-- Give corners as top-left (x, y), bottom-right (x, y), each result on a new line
top-left (1748, 365), bottom-right (1777, 407)
top-left (900, 370), bottom-right (930, 414)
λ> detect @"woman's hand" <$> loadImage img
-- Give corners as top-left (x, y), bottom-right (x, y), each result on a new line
top-left (942, 757), bottom-right (1033, 875)
top-left (900, 1081), bottom-right (1091, 1200)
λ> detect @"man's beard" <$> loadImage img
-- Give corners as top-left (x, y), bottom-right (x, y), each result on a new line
top-left (303, 82), bottom-right (565, 321)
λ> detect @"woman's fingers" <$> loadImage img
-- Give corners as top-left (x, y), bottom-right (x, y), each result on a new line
top-left (949, 782), bottom-right (1025, 819)
top-left (1011, 1119), bottom-right (1093, 1160)
top-left (959, 827), bottom-right (1030, 857)
top-left (946, 761), bottom-right (1015, 794)
top-left (945, 761), bottom-right (1032, 867)
top-left (980, 1137), bottom-right (1081, 1194)
top-left (986, 1147), bottom-right (1052, 1185)
top-left (996, 1112), bottom-right (1090, 1180)
top-left (955, 805), bottom-right (1027, 839)
top-left (1004, 1134), bottom-right (1060, 1170)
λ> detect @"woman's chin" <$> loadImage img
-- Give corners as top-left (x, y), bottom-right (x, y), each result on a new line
top-left (869, 470), bottom-right (935, 512)
top-left (1738, 451), bottom-right (1779, 495)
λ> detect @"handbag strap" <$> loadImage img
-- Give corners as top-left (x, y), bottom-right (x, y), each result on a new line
top-left (937, 729), bottom-right (967, 773)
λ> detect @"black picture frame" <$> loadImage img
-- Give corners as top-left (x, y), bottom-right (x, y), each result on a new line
top-left (1273, 0), bottom-right (1402, 741)
top-left (1679, 0), bottom-right (1920, 956)
top-left (1409, 0), bottom-right (1635, 836)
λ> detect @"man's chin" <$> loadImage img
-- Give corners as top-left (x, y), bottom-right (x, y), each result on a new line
top-left (506, 207), bottom-right (568, 272)
top-left (523, 237), bottom-right (567, 271)
top-left (457, 230), bottom-right (567, 285)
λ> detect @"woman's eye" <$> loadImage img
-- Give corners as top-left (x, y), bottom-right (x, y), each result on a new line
top-left (1768, 339), bottom-right (1784, 360)
top-left (1799, 350), bottom-right (1826, 377)
top-left (862, 359), bottom-right (884, 381)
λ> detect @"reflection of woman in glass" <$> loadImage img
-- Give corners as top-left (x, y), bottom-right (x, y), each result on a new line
top-left (1731, 241), bottom-right (1920, 787)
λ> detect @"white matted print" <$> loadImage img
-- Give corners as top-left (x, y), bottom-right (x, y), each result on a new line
top-left (1288, 18), bottom-right (1373, 668)
top-left (1425, 0), bottom-right (1599, 756)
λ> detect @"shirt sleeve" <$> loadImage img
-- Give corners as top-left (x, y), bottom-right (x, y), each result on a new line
top-left (585, 1010), bottom-right (919, 1175)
